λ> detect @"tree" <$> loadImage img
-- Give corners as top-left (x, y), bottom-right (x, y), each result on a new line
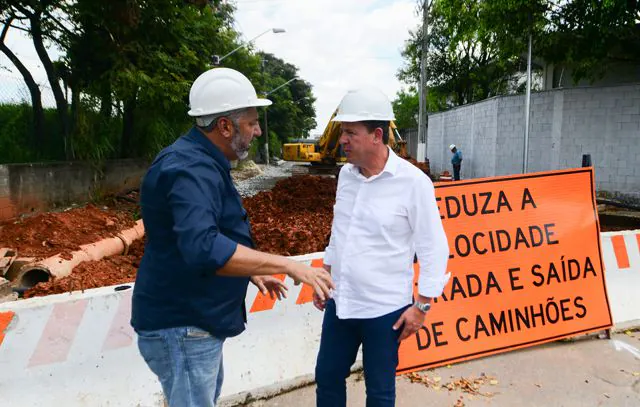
top-left (0, 0), bottom-right (317, 162)
top-left (398, 0), bottom-right (639, 112)
top-left (398, 0), bottom-right (527, 110)
top-left (257, 52), bottom-right (316, 158)
top-left (64, 0), bottom-right (241, 159)
top-left (0, 14), bottom-right (45, 146)
top-left (392, 89), bottom-right (419, 129)
top-left (0, 0), bottom-right (71, 151)
top-left (540, 0), bottom-right (640, 83)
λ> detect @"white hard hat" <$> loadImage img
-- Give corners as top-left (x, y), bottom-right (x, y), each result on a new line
top-left (188, 68), bottom-right (272, 117)
top-left (449, 144), bottom-right (456, 150)
top-left (332, 87), bottom-right (395, 122)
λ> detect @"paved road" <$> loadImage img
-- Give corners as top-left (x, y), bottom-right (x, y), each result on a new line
top-left (242, 332), bottom-right (640, 407)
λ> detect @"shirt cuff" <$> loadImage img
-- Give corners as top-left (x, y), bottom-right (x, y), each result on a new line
top-left (418, 272), bottom-right (451, 298)
top-left (210, 233), bottom-right (238, 271)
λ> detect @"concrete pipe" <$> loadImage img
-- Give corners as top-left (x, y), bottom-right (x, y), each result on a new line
top-left (11, 220), bottom-right (144, 290)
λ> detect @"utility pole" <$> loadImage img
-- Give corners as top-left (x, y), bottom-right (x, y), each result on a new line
top-left (418, 0), bottom-right (429, 162)
top-left (523, 31), bottom-right (532, 174)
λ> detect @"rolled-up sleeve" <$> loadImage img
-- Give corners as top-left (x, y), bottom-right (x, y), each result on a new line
top-left (323, 232), bottom-right (336, 266)
top-left (165, 159), bottom-right (237, 271)
top-left (409, 176), bottom-right (450, 297)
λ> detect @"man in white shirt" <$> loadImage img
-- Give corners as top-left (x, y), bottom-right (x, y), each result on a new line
top-left (313, 87), bottom-right (450, 407)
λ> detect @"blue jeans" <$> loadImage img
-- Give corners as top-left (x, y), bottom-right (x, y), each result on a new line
top-left (137, 326), bottom-right (225, 407)
top-left (315, 300), bottom-right (408, 407)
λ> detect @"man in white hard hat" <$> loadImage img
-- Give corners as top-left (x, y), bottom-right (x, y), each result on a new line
top-left (131, 67), bottom-right (334, 407)
top-left (449, 144), bottom-right (463, 181)
top-left (313, 87), bottom-right (450, 406)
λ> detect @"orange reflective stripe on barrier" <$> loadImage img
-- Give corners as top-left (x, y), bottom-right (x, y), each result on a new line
top-left (250, 274), bottom-right (287, 313)
top-left (397, 168), bottom-right (613, 374)
top-left (296, 259), bottom-right (324, 305)
top-left (611, 235), bottom-right (631, 269)
top-left (0, 311), bottom-right (14, 347)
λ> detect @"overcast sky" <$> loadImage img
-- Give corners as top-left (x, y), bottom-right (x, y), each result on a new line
top-left (234, 0), bottom-right (421, 134)
top-left (0, 0), bottom-right (421, 135)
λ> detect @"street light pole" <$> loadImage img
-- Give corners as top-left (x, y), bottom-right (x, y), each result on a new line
top-left (262, 77), bottom-right (299, 165)
top-left (214, 28), bottom-right (286, 65)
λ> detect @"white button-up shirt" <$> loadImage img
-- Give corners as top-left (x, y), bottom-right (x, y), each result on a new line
top-left (324, 147), bottom-right (450, 319)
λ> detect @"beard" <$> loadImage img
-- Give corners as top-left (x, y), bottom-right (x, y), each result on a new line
top-left (231, 129), bottom-right (251, 160)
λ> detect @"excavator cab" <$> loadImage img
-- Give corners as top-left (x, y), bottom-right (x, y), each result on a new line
top-left (282, 108), bottom-right (417, 175)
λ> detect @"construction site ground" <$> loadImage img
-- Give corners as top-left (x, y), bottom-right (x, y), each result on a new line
top-left (1, 161), bottom-right (640, 407)
top-left (0, 160), bottom-right (638, 299)
top-left (242, 331), bottom-right (640, 407)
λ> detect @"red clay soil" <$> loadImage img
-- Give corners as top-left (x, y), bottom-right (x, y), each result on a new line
top-left (23, 175), bottom-right (337, 297)
top-left (16, 173), bottom-right (639, 298)
top-left (0, 204), bottom-right (137, 259)
top-left (24, 238), bottom-right (144, 298)
top-left (243, 175), bottom-right (337, 256)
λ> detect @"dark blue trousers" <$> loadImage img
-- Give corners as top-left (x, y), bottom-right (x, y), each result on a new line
top-left (315, 300), bottom-right (408, 407)
top-left (453, 164), bottom-right (461, 181)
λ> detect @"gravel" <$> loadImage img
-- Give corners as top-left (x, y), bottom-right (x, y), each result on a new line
top-left (234, 161), bottom-right (296, 197)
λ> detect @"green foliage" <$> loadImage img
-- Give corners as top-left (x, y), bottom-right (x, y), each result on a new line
top-left (0, 104), bottom-right (65, 163)
top-left (398, 0), bottom-right (639, 112)
top-left (255, 52), bottom-right (317, 156)
top-left (0, 104), bottom-right (39, 163)
top-left (539, 0), bottom-right (640, 83)
top-left (248, 136), bottom-right (261, 161)
top-left (392, 89), bottom-right (419, 129)
top-left (0, 1), bottom-right (317, 164)
top-left (398, 0), bottom-right (530, 110)
top-left (267, 130), bottom-right (283, 159)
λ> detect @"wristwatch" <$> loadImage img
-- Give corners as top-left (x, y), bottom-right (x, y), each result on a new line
top-left (413, 301), bottom-right (431, 313)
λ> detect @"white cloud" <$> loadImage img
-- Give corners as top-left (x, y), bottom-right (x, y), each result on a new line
top-left (234, 0), bottom-right (420, 134)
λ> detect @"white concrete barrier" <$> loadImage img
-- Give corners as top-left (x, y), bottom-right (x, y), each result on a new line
top-left (0, 253), bottom-right (327, 407)
top-left (600, 229), bottom-right (640, 329)
top-left (1, 231), bottom-right (639, 407)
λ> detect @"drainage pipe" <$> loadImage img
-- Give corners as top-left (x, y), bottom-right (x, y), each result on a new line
top-left (10, 220), bottom-right (144, 290)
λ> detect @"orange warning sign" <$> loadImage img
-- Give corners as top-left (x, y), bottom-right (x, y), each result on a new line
top-left (397, 168), bottom-right (612, 374)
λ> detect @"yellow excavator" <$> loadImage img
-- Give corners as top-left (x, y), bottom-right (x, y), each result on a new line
top-left (282, 109), bottom-right (410, 175)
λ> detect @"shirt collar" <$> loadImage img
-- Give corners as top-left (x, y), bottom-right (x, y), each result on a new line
top-left (383, 146), bottom-right (400, 175)
top-left (186, 127), bottom-right (231, 171)
top-left (349, 146), bottom-right (400, 179)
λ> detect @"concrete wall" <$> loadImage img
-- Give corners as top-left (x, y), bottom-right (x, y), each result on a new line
top-left (428, 84), bottom-right (640, 199)
top-left (0, 159), bottom-right (148, 221)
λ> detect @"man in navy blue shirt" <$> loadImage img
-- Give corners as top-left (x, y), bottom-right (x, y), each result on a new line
top-left (131, 68), bottom-right (334, 407)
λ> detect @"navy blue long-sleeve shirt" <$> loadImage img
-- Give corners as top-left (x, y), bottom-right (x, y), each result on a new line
top-left (131, 127), bottom-right (253, 338)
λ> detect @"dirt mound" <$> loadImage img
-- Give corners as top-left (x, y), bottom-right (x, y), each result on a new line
top-left (21, 175), bottom-right (338, 297)
top-left (0, 204), bottom-right (137, 259)
top-left (243, 175), bottom-right (336, 256)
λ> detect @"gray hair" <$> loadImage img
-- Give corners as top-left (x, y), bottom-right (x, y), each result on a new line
top-left (195, 108), bottom-right (247, 132)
